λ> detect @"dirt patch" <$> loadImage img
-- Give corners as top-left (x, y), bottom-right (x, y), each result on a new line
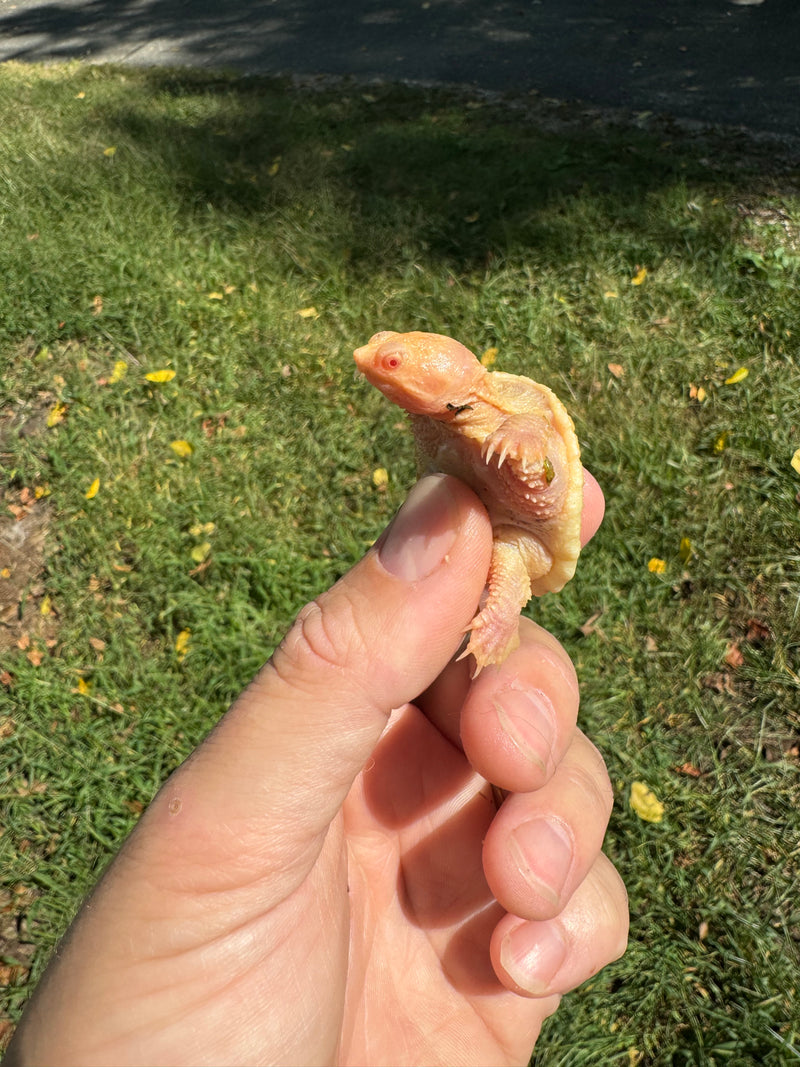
top-left (0, 381), bottom-right (56, 450)
top-left (0, 886), bottom-right (38, 1054)
top-left (0, 501), bottom-right (57, 653)
top-left (1, 386), bottom-right (60, 655)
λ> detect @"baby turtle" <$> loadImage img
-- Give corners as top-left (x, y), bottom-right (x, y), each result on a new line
top-left (355, 331), bottom-right (584, 674)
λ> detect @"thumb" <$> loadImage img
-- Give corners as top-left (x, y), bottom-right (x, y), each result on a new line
top-left (153, 475), bottom-right (491, 872)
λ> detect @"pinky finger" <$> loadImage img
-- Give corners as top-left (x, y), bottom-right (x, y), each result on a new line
top-left (490, 852), bottom-right (628, 998)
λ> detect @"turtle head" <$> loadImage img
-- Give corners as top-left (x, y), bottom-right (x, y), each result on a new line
top-left (354, 331), bottom-right (483, 417)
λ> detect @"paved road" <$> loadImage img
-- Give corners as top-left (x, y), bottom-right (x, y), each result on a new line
top-left (0, 0), bottom-right (798, 139)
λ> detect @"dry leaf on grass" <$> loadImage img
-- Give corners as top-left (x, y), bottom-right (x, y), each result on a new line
top-left (630, 782), bottom-right (664, 823)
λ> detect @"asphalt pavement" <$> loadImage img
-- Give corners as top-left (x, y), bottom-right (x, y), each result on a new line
top-left (0, 0), bottom-right (798, 140)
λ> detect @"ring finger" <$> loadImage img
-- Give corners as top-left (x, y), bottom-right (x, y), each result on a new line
top-left (482, 729), bottom-right (615, 920)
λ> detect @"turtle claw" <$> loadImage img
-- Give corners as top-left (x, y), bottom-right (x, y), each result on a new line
top-left (459, 613), bottom-right (521, 678)
top-left (482, 429), bottom-right (518, 470)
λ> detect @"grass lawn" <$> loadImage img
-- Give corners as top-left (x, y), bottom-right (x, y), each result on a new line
top-left (0, 60), bottom-right (799, 1064)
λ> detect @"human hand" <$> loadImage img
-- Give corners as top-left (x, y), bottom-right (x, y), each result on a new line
top-left (7, 474), bottom-right (627, 1067)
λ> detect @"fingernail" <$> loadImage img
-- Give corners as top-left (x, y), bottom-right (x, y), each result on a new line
top-left (378, 475), bottom-right (459, 582)
top-left (493, 687), bottom-right (556, 773)
top-left (500, 920), bottom-right (567, 996)
top-left (509, 818), bottom-right (573, 906)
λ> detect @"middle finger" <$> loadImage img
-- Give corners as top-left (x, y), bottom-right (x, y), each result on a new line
top-left (419, 615), bottom-right (581, 794)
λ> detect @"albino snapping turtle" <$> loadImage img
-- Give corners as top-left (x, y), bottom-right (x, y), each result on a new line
top-left (354, 331), bottom-right (583, 674)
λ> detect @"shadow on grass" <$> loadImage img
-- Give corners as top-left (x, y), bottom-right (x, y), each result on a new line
top-left (81, 66), bottom-right (765, 282)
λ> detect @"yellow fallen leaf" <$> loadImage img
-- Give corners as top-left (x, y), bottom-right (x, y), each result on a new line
top-left (268, 156), bottom-right (281, 176)
top-left (34, 485), bottom-right (50, 498)
top-left (40, 595), bottom-right (52, 616)
top-left (630, 781), bottom-right (665, 823)
top-left (75, 91), bottom-right (86, 99)
top-left (713, 431), bottom-right (729, 454)
top-left (170, 439), bottom-right (193, 458)
top-left (372, 467), bottom-right (389, 488)
top-left (85, 478), bottom-right (100, 500)
top-left (207, 291), bottom-right (224, 300)
top-left (189, 521), bottom-right (216, 537)
top-left (480, 347), bottom-right (498, 368)
top-left (109, 360), bottom-right (128, 384)
top-left (76, 676), bottom-right (92, 696)
top-left (103, 146), bottom-right (116, 157)
top-left (724, 367), bottom-right (749, 385)
top-left (0, 568), bottom-right (10, 579)
top-left (190, 542), bottom-right (211, 564)
top-left (145, 369), bottom-right (176, 383)
top-left (296, 306), bottom-right (319, 319)
top-left (604, 290), bottom-right (618, 299)
top-left (47, 402), bottom-right (67, 428)
top-left (791, 448), bottom-right (800, 475)
top-left (679, 537), bottom-right (692, 564)
top-left (631, 266), bottom-right (648, 286)
top-left (648, 558), bottom-right (666, 574)
top-left (175, 629), bottom-right (191, 661)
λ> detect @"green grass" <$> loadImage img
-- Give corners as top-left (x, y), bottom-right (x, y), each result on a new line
top-left (1, 61), bottom-right (799, 1064)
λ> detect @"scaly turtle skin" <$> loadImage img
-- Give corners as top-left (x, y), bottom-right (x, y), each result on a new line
top-left (354, 330), bottom-right (583, 674)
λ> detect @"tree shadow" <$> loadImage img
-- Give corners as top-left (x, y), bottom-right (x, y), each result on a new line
top-left (73, 65), bottom-right (769, 286)
top-left (1, 0), bottom-right (799, 137)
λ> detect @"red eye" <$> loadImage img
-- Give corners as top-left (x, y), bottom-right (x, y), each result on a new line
top-left (380, 350), bottom-right (403, 372)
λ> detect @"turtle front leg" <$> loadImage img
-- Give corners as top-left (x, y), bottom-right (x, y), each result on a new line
top-left (460, 527), bottom-right (553, 675)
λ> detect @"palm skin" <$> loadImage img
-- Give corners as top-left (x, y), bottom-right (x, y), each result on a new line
top-left (6, 475), bottom-right (626, 1067)
top-left (339, 703), bottom-right (554, 1066)
top-left (62, 703), bottom-right (555, 1066)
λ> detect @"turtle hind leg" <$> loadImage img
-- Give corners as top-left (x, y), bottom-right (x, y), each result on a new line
top-left (460, 529), bottom-right (552, 676)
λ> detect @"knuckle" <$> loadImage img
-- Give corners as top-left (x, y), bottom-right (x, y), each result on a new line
top-left (593, 854), bottom-right (630, 957)
top-left (569, 854), bottom-right (629, 969)
top-left (518, 617), bottom-right (572, 667)
top-left (563, 735), bottom-right (614, 818)
top-left (275, 590), bottom-right (370, 681)
top-left (515, 622), bottom-right (580, 701)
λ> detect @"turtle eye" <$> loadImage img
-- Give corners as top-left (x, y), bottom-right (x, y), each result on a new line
top-left (378, 347), bottom-right (403, 372)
